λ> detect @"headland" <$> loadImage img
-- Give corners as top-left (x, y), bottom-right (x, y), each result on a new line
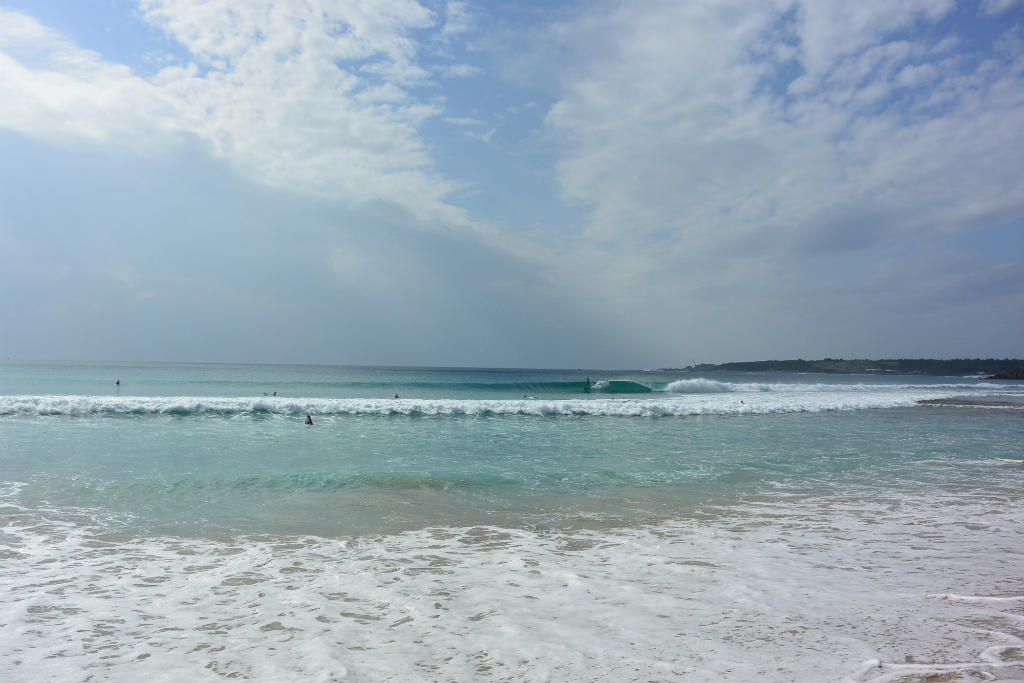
top-left (667, 358), bottom-right (1024, 377)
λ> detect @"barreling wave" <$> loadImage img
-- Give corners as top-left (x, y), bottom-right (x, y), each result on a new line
top-left (588, 380), bottom-right (653, 393)
top-left (1, 387), bottom-right (1010, 418)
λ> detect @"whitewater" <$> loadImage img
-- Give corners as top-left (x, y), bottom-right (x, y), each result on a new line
top-left (1, 377), bottom-right (1016, 417)
top-left (2, 362), bottom-right (1023, 683)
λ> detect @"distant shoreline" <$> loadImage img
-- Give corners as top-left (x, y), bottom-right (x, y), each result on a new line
top-left (663, 358), bottom-right (1024, 378)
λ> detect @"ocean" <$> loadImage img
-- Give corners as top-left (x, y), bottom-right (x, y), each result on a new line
top-left (2, 361), bottom-right (1023, 682)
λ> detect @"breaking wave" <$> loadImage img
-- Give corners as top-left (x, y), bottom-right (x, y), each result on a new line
top-left (0, 387), bottom-right (1006, 418)
top-left (588, 380), bottom-right (653, 393)
top-left (665, 378), bottom-right (738, 393)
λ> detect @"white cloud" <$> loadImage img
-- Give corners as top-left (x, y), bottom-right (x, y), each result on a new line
top-left (462, 127), bottom-right (495, 143)
top-left (794, 0), bottom-right (954, 76)
top-left (980, 0), bottom-right (1022, 15)
top-left (542, 0), bottom-right (1024, 249)
top-left (528, 0), bottom-right (1024, 355)
top-left (895, 63), bottom-right (939, 88)
top-left (0, 2), bottom-right (475, 230)
top-left (436, 1), bottom-right (474, 43)
top-left (0, 9), bottom-right (185, 146)
top-left (1, 0), bottom-right (1021, 364)
top-left (437, 63), bottom-right (482, 78)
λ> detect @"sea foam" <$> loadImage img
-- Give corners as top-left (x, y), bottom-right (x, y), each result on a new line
top-left (0, 385), bottom-right (1001, 418)
top-left (3, 494), bottom-right (1023, 683)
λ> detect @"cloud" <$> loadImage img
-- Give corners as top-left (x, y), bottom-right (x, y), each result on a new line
top-left (0, 9), bottom-right (182, 147)
top-left (0, 2), bottom-right (474, 230)
top-left (437, 63), bottom-right (482, 78)
top-left (980, 0), bottom-right (1022, 15)
top-left (794, 0), bottom-right (954, 76)
top-left (436, 1), bottom-right (475, 44)
top-left (515, 0), bottom-right (1024, 359)
top-left (894, 63), bottom-right (939, 88)
top-left (540, 0), bottom-right (1024, 255)
top-left (1, 0), bottom-right (1021, 365)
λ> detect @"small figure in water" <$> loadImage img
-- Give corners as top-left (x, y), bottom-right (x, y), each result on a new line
top-left (115, 379), bottom-right (120, 386)
top-left (394, 393), bottom-right (399, 399)
top-left (305, 415), bottom-right (313, 425)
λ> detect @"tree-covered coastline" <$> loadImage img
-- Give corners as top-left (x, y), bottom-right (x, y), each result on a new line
top-left (672, 359), bottom-right (1024, 378)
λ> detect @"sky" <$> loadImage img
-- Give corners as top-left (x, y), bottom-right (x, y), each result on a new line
top-left (0, 0), bottom-right (1022, 368)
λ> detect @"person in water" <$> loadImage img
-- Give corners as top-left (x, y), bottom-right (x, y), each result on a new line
top-left (305, 415), bottom-right (313, 425)
top-left (394, 393), bottom-right (399, 399)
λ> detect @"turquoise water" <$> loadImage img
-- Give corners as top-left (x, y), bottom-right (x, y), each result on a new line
top-left (2, 362), bottom-right (1023, 682)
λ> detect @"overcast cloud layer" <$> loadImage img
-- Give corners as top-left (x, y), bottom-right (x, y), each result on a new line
top-left (0, 0), bottom-right (1022, 367)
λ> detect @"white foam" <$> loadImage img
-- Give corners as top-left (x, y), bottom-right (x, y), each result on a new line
top-left (665, 378), bottom-right (738, 392)
top-left (0, 386), bottom-right (1004, 418)
top-left (3, 495), bottom-right (1023, 682)
top-left (930, 594), bottom-right (1024, 603)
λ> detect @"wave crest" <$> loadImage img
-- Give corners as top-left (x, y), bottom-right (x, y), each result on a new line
top-left (666, 379), bottom-right (736, 393)
top-left (589, 380), bottom-right (653, 393)
top-left (0, 391), bottom-right (972, 418)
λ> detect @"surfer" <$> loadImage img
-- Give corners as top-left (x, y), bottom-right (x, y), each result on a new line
top-left (305, 415), bottom-right (313, 426)
top-left (115, 379), bottom-right (120, 386)
top-left (394, 393), bottom-right (399, 399)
